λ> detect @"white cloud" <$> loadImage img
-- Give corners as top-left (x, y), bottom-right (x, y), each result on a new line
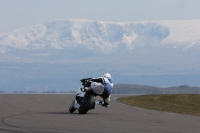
top-left (184, 41), bottom-right (199, 50)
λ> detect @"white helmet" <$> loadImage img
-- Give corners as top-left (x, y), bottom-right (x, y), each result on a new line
top-left (103, 72), bottom-right (111, 78)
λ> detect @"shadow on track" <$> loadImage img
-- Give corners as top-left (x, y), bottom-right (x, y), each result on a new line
top-left (42, 112), bottom-right (72, 115)
top-left (41, 111), bottom-right (98, 115)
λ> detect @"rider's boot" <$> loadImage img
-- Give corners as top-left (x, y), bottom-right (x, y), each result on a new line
top-left (91, 100), bottom-right (102, 109)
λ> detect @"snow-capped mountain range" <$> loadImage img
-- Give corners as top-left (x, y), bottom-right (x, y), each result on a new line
top-left (1, 19), bottom-right (199, 54)
top-left (1, 19), bottom-right (200, 92)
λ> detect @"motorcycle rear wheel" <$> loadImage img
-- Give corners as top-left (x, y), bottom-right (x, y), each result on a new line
top-left (78, 94), bottom-right (96, 114)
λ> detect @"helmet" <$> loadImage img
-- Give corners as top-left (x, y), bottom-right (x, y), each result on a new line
top-left (103, 72), bottom-right (111, 78)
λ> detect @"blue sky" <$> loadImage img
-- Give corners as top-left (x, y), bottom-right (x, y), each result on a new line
top-left (1, 0), bottom-right (200, 32)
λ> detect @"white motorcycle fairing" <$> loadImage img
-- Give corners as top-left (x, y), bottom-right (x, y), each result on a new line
top-left (73, 87), bottom-right (86, 109)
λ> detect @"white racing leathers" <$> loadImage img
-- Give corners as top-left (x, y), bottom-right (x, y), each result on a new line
top-left (90, 77), bottom-right (113, 106)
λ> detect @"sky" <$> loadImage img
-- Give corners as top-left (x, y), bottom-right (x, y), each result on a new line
top-left (1, 0), bottom-right (200, 33)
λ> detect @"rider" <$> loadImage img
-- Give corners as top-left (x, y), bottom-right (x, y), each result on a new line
top-left (90, 72), bottom-right (113, 108)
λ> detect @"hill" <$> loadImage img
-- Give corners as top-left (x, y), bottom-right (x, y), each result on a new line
top-left (113, 84), bottom-right (200, 94)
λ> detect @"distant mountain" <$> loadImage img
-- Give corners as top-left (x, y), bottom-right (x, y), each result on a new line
top-left (113, 84), bottom-right (200, 94)
top-left (0, 90), bottom-right (6, 93)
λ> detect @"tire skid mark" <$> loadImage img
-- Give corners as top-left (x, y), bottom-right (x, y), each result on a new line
top-left (0, 112), bottom-right (31, 133)
top-left (0, 128), bottom-right (24, 133)
top-left (0, 94), bottom-right (104, 133)
top-left (0, 111), bottom-right (72, 133)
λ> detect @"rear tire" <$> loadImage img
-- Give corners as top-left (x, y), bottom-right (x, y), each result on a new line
top-left (78, 94), bottom-right (96, 114)
top-left (69, 100), bottom-right (76, 113)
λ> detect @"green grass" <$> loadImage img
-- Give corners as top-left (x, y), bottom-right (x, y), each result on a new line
top-left (118, 94), bottom-right (200, 116)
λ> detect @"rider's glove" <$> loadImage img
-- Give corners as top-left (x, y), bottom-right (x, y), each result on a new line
top-left (100, 101), bottom-right (109, 108)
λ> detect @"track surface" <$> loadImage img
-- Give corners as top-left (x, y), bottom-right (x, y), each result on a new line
top-left (0, 94), bottom-right (200, 133)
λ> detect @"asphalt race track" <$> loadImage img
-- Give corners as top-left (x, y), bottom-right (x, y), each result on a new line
top-left (0, 94), bottom-right (200, 133)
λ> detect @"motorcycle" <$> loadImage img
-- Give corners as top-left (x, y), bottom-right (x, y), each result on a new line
top-left (69, 78), bottom-right (104, 114)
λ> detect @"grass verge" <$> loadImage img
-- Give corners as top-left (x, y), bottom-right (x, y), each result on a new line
top-left (118, 94), bottom-right (200, 116)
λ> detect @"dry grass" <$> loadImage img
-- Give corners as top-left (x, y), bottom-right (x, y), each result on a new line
top-left (118, 94), bottom-right (200, 116)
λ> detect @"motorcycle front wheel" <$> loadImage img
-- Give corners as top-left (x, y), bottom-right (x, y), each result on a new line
top-left (69, 100), bottom-right (76, 113)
